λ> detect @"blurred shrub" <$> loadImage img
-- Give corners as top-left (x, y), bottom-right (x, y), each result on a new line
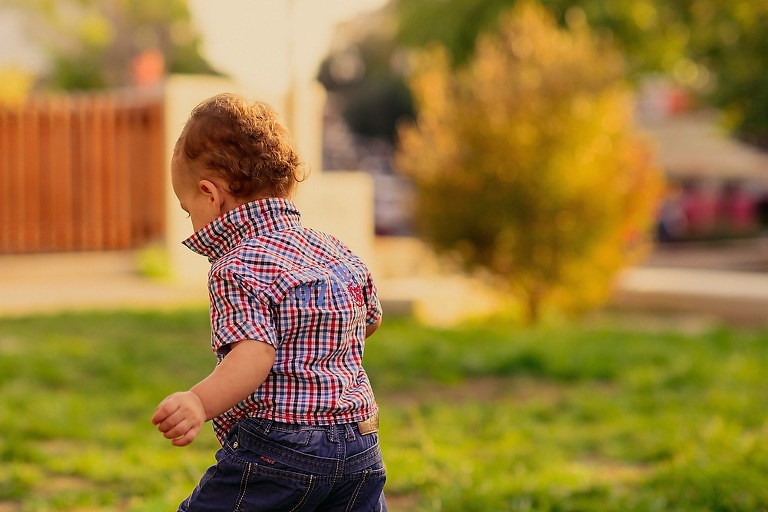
top-left (396, 0), bottom-right (664, 323)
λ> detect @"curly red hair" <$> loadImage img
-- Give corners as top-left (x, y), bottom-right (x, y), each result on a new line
top-left (174, 93), bottom-right (304, 199)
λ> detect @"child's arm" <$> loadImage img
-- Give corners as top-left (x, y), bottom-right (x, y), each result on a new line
top-left (152, 340), bottom-right (275, 446)
top-left (366, 317), bottom-right (382, 338)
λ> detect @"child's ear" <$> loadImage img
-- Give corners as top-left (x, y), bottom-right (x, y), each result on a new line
top-left (198, 179), bottom-right (225, 210)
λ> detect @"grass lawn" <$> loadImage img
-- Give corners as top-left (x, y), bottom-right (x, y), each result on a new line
top-left (1, 309), bottom-right (767, 511)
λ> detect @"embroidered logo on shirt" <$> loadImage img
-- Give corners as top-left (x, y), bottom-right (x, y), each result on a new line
top-left (289, 261), bottom-right (366, 309)
top-left (291, 279), bottom-right (365, 308)
top-left (347, 282), bottom-right (365, 306)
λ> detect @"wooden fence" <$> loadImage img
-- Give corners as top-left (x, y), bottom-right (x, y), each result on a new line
top-left (0, 91), bottom-right (166, 254)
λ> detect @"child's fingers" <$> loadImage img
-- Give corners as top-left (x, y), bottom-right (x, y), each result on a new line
top-left (161, 417), bottom-right (192, 439)
top-left (151, 391), bottom-right (204, 446)
top-left (150, 408), bottom-right (169, 426)
top-left (156, 406), bottom-right (189, 435)
top-left (172, 425), bottom-right (201, 447)
top-left (151, 393), bottom-right (181, 425)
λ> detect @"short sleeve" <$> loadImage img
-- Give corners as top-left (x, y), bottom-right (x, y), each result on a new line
top-left (208, 267), bottom-right (278, 355)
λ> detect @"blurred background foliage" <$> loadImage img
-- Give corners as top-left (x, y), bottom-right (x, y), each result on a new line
top-left (316, 0), bottom-right (768, 320)
top-left (396, 1), bottom-right (664, 322)
top-left (2, 0), bottom-right (765, 321)
top-left (3, 0), bottom-right (766, 143)
top-left (0, 0), bottom-right (215, 93)
top-left (322, 0), bottom-right (768, 149)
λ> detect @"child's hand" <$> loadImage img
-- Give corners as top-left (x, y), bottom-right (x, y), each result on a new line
top-left (152, 391), bottom-right (206, 447)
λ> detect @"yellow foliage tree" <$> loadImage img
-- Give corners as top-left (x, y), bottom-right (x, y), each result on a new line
top-left (396, 0), bottom-right (664, 323)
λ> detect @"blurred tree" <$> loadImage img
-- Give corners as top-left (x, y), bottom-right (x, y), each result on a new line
top-left (396, 1), bottom-right (664, 323)
top-left (3, 0), bottom-right (215, 91)
top-left (697, 1), bottom-right (768, 148)
top-left (395, 0), bottom-right (768, 147)
top-left (318, 17), bottom-right (413, 143)
top-left (396, 0), bottom-right (512, 68)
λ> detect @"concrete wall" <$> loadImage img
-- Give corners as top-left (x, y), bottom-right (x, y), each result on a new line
top-left (163, 75), bottom-right (238, 287)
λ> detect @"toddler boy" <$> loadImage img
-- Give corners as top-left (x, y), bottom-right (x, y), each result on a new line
top-left (151, 93), bottom-right (387, 511)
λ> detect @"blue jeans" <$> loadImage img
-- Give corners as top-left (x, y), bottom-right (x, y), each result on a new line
top-left (178, 418), bottom-right (387, 511)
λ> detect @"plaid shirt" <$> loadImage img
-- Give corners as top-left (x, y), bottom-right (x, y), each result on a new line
top-left (182, 198), bottom-right (382, 445)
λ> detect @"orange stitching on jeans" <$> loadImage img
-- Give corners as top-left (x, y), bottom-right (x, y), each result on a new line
top-left (289, 474), bottom-right (316, 512)
top-left (234, 462), bottom-right (252, 511)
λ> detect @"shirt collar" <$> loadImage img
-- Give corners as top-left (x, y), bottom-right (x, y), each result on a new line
top-left (182, 197), bottom-right (302, 263)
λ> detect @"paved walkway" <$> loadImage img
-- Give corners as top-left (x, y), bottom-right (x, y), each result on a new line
top-left (613, 266), bottom-right (768, 326)
top-left (612, 240), bottom-right (768, 327)
top-left (0, 241), bottom-right (765, 326)
top-left (0, 252), bottom-right (208, 317)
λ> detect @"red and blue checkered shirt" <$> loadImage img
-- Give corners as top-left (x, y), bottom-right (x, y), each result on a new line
top-left (182, 198), bottom-right (382, 445)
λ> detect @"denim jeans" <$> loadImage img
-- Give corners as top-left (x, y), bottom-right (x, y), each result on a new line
top-left (178, 418), bottom-right (387, 511)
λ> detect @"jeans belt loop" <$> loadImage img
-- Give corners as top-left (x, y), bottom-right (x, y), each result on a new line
top-left (259, 419), bottom-right (273, 435)
top-left (357, 412), bottom-right (379, 435)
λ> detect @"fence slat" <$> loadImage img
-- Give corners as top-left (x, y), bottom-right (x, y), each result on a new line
top-left (114, 98), bottom-right (131, 249)
top-left (50, 96), bottom-right (74, 251)
top-left (90, 97), bottom-right (105, 249)
top-left (38, 99), bottom-right (53, 251)
top-left (8, 108), bottom-right (23, 252)
top-left (0, 108), bottom-right (13, 251)
top-left (72, 95), bottom-right (88, 250)
top-left (23, 102), bottom-right (41, 251)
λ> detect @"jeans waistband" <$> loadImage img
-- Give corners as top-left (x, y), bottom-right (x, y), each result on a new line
top-left (229, 418), bottom-right (382, 476)
top-left (244, 413), bottom-right (378, 437)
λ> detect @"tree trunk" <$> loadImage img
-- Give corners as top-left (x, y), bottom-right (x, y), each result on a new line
top-left (523, 286), bottom-right (545, 324)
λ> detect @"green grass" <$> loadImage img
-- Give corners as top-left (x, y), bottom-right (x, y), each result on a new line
top-left (1, 309), bottom-right (767, 511)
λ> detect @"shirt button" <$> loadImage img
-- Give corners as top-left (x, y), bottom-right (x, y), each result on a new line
top-left (233, 441), bottom-right (239, 449)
